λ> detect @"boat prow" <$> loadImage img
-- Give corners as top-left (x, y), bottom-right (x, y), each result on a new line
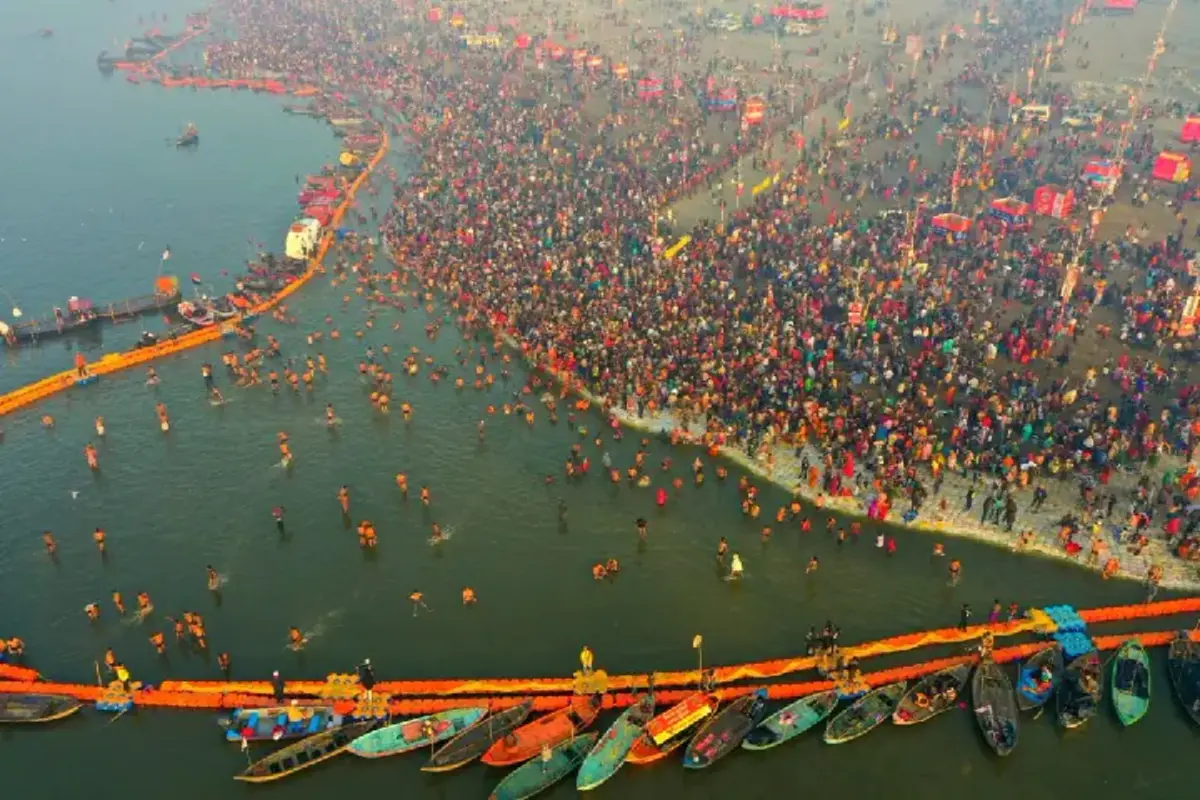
top-left (824, 682), bottom-right (906, 744)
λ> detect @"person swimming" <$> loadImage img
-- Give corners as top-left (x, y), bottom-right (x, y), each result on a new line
top-left (288, 626), bottom-right (307, 651)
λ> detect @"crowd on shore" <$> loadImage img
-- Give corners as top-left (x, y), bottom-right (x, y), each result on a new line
top-left (193, 0), bottom-right (1200, 586)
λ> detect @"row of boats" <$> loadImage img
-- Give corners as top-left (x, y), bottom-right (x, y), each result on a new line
top-left (213, 633), bottom-right (1200, 793)
top-left (4, 633), bottom-right (1196, 796)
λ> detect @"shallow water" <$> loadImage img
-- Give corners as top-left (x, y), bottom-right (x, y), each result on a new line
top-left (1, 0), bottom-right (1198, 797)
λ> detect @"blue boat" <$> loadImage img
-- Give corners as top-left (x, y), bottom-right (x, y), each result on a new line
top-left (1015, 644), bottom-right (1063, 712)
top-left (576, 694), bottom-right (654, 791)
top-left (220, 704), bottom-right (340, 742)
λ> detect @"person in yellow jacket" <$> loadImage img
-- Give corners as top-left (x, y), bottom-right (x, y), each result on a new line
top-left (579, 646), bottom-right (594, 676)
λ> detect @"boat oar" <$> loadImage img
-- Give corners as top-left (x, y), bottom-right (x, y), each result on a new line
top-left (107, 705), bottom-right (131, 725)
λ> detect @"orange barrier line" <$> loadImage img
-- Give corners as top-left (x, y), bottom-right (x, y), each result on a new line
top-left (0, 664), bottom-right (40, 682)
top-left (12, 629), bottom-right (1193, 714)
top-left (0, 132), bottom-right (388, 418)
top-left (155, 599), bottom-right (1194, 700)
top-left (1078, 597), bottom-right (1200, 623)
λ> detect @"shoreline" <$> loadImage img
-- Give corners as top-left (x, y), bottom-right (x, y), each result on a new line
top-left (490, 335), bottom-right (1199, 593)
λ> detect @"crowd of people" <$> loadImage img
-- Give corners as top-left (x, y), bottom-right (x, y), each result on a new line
top-left (188, 0), bottom-right (1200, 590)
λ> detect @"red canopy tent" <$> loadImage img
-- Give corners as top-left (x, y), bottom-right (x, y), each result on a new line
top-left (1181, 115), bottom-right (1200, 144)
top-left (770, 3), bottom-right (828, 20)
top-left (1103, 0), bottom-right (1137, 11)
top-left (988, 197), bottom-right (1031, 227)
top-left (1153, 151), bottom-right (1192, 183)
top-left (742, 96), bottom-right (766, 128)
top-left (1033, 184), bottom-right (1076, 219)
top-left (931, 213), bottom-right (971, 234)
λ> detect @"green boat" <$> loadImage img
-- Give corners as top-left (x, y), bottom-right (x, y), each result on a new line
top-left (576, 694), bottom-right (654, 791)
top-left (824, 682), bottom-right (906, 744)
top-left (1111, 640), bottom-right (1151, 726)
top-left (347, 707), bottom-right (486, 758)
top-left (489, 733), bottom-right (597, 800)
top-left (742, 690), bottom-right (838, 750)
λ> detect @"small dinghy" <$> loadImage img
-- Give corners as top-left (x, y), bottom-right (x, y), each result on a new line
top-left (683, 689), bottom-right (768, 768)
top-left (824, 682), bottom-right (906, 744)
top-left (743, 690), bottom-right (838, 749)
top-left (1057, 650), bottom-right (1102, 730)
top-left (893, 665), bottom-right (969, 726)
top-left (626, 692), bottom-right (718, 764)
top-left (1015, 643), bottom-right (1064, 712)
top-left (0, 694), bottom-right (82, 724)
top-left (1111, 639), bottom-right (1151, 726)
top-left (576, 694), bottom-right (654, 790)
top-left (219, 704), bottom-right (337, 742)
top-left (1168, 631), bottom-right (1200, 726)
top-left (489, 733), bottom-right (596, 800)
top-left (348, 707), bottom-right (487, 757)
top-left (972, 661), bottom-right (1019, 757)
top-left (423, 701), bottom-right (533, 772)
top-left (235, 720), bottom-right (376, 783)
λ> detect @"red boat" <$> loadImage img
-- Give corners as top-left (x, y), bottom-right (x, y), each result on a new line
top-left (480, 696), bottom-right (600, 767)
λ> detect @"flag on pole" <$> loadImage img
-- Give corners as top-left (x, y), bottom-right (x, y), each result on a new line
top-left (161, 247), bottom-right (171, 261)
top-left (241, 735), bottom-right (249, 752)
top-left (692, 634), bottom-right (703, 649)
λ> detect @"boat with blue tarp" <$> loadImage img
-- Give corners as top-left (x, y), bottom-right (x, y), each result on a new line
top-left (219, 704), bottom-right (339, 742)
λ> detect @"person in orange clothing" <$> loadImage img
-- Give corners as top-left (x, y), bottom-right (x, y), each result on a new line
top-left (111, 591), bottom-right (125, 614)
top-left (409, 590), bottom-right (429, 616)
top-left (461, 587), bottom-right (477, 605)
top-left (42, 531), bottom-right (57, 556)
top-left (92, 528), bottom-right (107, 553)
top-left (149, 632), bottom-right (166, 655)
top-left (84, 443), bottom-right (99, 470)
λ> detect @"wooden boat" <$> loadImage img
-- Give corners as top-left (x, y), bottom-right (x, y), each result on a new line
top-left (220, 704), bottom-right (337, 742)
top-left (1111, 639), bottom-right (1151, 726)
top-left (1056, 650), bottom-right (1102, 730)
top-left (177, 300), bottom-right (215, 327)
top-left (235, 720), bottom-right (375, 783)
top-left (626, 692), bottom-right (718, 764)
top-left (576, 694), bottom-right (654, 790)
top-left (972, 661), bottom-right (1019, 757)
top-left (0, 694), bottom-right (82, 724)
top-left (893, 665), bottom-right (970, 725)
top-left (683, 689), bottom-right (768, 768)
top-left (824, 681), bottom-right (906, 744)
top-left (481, 695), bottom-right (601, 767)
top-left (489, 733), bottom-right (596, 800)
top-left (423, 701), bottom-right (534, 772)
top-left (743, 690), bottom-right (838, 749)
top-left (1168, 631), bottom-right (1200, 726)
top-left (1015, 643), bottom-right (1064, 711)
top-left (348, 706), bottom-right (486, 758)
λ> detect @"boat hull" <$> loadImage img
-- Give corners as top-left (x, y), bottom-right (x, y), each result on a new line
top-left (347, 707), bottom-right (486, 757)
top-left (236, 720), bottom-right (376, 783)
top-left (0, 694), bottom-right (82, 724)
top-left (481, 696), bottom-right (600, 767)
top-left (1168, 632), bottom-right (1200, 726)
top-left (893, 666), bottom-right (969, 726)
top-left (1015, 644), bottom-right (1064, 711)
top-left (1056, 651), bottom-right (1102, 730)
top-left (973, 662), bottom-right (1019, 757)
top-left (743, 690), bottom-right (838, 749)
top-left (824, 682), bottom-right (906, 744)
top-left (1111, 640), bottom-right (1151, 726)
top-left (221, 705), bottom-right (337, 742)
top-left (683, 692), bottom-right (768, 768)
top-left (489, 733), bottom-right (596, 800)
top-left (576, 695), bottom-right (654, 790)
top-left (423, 701), bottom-right (534, 772)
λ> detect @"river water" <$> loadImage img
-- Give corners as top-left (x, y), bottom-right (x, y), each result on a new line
top-left (1, 1), bottom-right (1197, 798)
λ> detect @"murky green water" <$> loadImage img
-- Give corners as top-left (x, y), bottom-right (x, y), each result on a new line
top-left (1, 0), bottom-right (1197, 797)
